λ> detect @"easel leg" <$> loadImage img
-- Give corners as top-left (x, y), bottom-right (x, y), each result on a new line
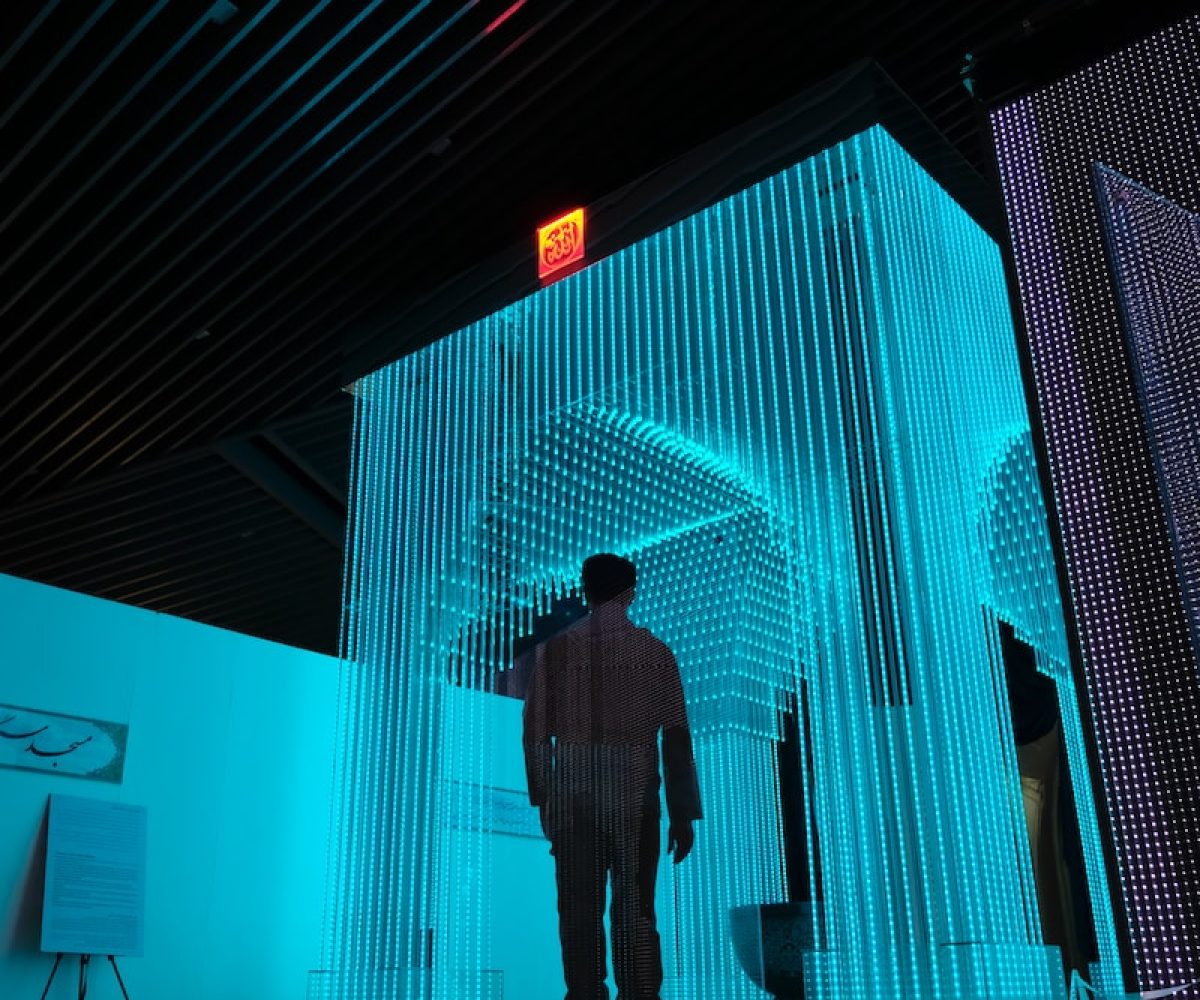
top-left (38, 953), bottom-right (63, 1000)
top-left (77, 953), bottom-right (89, 1000)
top-left (108, 956), bottom-right (131, 1000)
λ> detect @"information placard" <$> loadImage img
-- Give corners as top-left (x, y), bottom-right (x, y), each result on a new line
top-left (41, 794), bottom-right (147, 956)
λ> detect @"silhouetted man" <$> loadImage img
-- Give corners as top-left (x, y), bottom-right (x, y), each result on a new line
top-left (524, 553), bottom-right (702, 1000)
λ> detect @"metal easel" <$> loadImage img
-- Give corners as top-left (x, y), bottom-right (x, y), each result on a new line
top-left (39, 953), bottom-right (131, 1000)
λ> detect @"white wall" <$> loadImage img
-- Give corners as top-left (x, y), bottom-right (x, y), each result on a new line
top-left (0, 573), bottom-right (339, 1000)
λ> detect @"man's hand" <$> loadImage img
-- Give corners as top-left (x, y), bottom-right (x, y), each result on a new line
top-left (667, 820), bottom-right (694, 863)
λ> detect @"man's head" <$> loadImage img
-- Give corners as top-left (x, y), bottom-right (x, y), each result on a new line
top-left (581, 553), bottom-right (636, 608)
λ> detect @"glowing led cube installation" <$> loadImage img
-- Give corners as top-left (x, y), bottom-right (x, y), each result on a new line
top-left (319, 125), bottom-right (1121, 999)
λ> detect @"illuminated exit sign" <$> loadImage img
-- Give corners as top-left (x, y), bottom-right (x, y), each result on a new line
top-left (537, 208), bottom-right (585, 280)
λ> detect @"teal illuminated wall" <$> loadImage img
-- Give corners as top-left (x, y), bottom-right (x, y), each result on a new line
top-left (322, 125), bottom-right (1121, 999)
top-left (0, 573), bottom-right (337, 1000)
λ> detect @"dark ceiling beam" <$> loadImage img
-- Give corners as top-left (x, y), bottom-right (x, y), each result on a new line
top-left (0, 0), bottom-right (290, 342)
top-left (0, 5), bottom-right (225, 248)
top-left (0, 0), bottom-right (350, 336)
top-left (0, 397), bottom-right (348, 527)
top-left (261, 429), bottom-right (346, 510)
top-left (153, 557), bottom-right (340, 628)
top-left (126, 543), bottom-right (343, 625)
top-left (0, 0), bottom-right (185, 190)
top-left (216, 433), bottom-right (345, 548)
top-left (108, 0), bottom-right (662, 424)
top-left (968, 0), bottom-right (1200, 105)
top-left (0, 1), bottom-right (118, 133)
top-left (344, 59), bottom-right (1004, 380)
top-left (0, 0), bottom-right (375, 484)
top-left (65, 343), bottom-right (350, 493)
top-left (151, 558), bottom-right (337, 620)
top-left (10, 500), bottom-right (276, 586)
top-left (0, 0), bottom-right (63, 75)
top-left (83, 307), bottom-right (356, 476)
top-left (0, 448), bottom-right (210, 525)
top-left (38, 0), bottom-right (601, 484)
top-left (0, 479), bottom-right (261, 565)
top-left (113, 542), bottom-right (337, 612)
top-left (209, 375), bottom-right (347, 460)
top-left (0, 0), bottom-right (484, 449)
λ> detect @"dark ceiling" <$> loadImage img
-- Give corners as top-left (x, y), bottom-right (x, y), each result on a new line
top-left (0, 0), bottom-right (1160, 655)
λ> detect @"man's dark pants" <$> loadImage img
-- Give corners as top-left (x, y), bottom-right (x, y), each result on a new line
top-left (551, 794), bottom-right (664, 1000)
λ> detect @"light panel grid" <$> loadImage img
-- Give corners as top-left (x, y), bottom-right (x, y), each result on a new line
top-left (1095, 165), bottom-right (1200, 664)
top-left (990, 14), bottom-right (1200, 997)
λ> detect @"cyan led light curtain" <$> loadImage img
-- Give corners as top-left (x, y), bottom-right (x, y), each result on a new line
top-left (323, 124), bottom-right (1118, 998)
top-left (990, 16), bottom-right (1200, 996)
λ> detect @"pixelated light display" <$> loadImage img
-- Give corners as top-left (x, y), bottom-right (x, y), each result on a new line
top-left (1095, 165), bottom-right (1200, 666)
top-left (990, 16), bottom-right (1200, 997)
top-left (321, 125), bottom-right (1120, 998)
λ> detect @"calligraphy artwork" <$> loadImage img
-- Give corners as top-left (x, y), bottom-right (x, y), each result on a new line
top-left (0, 703), bottom-right (128, 783)
top-left (536, 207), bottom-right (585, 280)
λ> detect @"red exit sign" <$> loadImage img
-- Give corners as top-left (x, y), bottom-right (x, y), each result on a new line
top-left (537, 208), bottom-right (585, 280)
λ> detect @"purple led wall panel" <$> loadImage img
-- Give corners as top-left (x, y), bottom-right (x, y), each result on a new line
top-left (1095, 165), bottom-right (1200, 662)
top-left (991, 15), bottom-right (1200, 996)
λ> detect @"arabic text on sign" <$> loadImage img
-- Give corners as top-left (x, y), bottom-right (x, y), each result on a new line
top-left (537, 208), bottom-right (585, 280)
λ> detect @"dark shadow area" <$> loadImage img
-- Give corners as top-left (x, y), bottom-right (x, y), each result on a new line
top-left (4, 800), bottom-right (48, 953)
top-left (451, 593), bottom-right (588, 700)
top-left (777, 684), bottom-right (824, 907)
top-left (1000, 621), bottom-right (1098, 980)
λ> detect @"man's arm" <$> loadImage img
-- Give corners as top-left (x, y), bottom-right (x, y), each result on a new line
top-left (660, 646), bottom-right (702, 827)
top-left (522, 642), bottom-right (553, 809)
